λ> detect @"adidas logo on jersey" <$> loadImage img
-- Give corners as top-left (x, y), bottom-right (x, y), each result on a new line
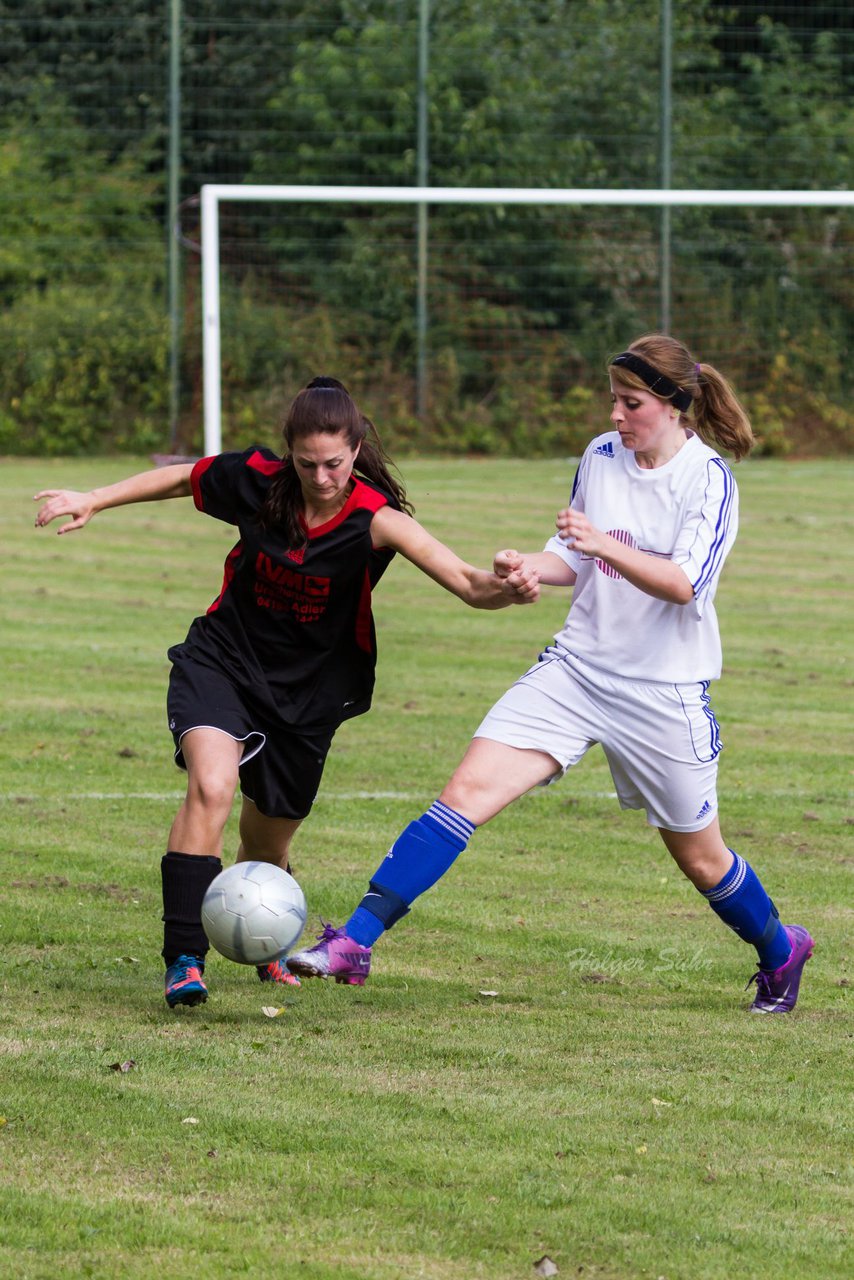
top-left (695, 799), bottom-right (712, 821)
top-left (593, 441), bottom-right (615, 457)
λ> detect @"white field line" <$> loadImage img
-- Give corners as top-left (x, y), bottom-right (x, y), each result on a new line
top-left (0, 789), bottom-right (840, 804)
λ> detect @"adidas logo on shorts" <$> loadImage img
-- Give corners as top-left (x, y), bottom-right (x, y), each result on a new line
top-left (695, 799), bottom-right (712, 821)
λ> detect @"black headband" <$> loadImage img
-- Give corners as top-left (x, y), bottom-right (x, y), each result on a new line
top-left (610, 351), bottom-right (694, 413)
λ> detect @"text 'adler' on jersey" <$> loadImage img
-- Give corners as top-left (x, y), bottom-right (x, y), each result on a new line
top-left (254, 552), bottom-right (331, 621)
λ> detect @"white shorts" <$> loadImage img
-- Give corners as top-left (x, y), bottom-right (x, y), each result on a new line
top-left (473, 646), bottom-right (721, 832)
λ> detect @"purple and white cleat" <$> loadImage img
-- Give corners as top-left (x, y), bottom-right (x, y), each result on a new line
top-left (286, 922), bottom-right (372, 986)
top-left (747, 924), bottom-right (814, 1013)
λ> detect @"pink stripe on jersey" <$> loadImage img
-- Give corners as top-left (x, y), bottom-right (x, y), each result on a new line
top-left (597, 528), bottom-right (637, 579)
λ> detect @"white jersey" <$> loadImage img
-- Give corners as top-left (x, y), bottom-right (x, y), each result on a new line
top-left (544, 429), bottom-right (738, 682)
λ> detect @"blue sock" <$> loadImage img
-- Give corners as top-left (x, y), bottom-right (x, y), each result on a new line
top-left (701, 851), bottom-right (791, 970)
top-left (345, 801), bottom-right (476, 947)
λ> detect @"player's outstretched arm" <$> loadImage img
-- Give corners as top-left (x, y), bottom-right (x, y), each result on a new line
top-left (371, 506), bottom-right (540, 609)
top-left (34, 463), bottom-right (194, 535)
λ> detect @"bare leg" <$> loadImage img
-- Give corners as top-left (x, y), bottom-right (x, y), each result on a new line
top-left (237, 797), bottom-right (303, 870)
top-left (168, 728), bottom-right (243, 857)
top-left (657, 817), bottom-right (732, 889)
top-left (440, 736), bottom-right (562, 825)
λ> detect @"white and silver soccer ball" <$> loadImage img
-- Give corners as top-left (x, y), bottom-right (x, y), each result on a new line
top-left (201, 861), bottom-right (307, 966)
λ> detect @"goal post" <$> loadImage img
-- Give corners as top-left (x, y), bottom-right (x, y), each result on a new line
top-left (200, 183), bottom-right (854, 456)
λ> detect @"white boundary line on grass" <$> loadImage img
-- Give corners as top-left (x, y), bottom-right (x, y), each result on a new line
top-left (0, 789), bottom-right (836, 803)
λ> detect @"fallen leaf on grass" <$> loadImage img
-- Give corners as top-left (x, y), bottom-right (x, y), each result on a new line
top-left (182, 1117), bottom-right (199, 1125)
top-left (262, 1006), bottom-right (285, 1018)
top-left (118, 747), bottom-right (139, 758)
top-left (651, 1097), bottom-right (672, 1108)
top-left (533, 1256), bottom-right (559, 1277)
top-left (108, 1060), bottom-right (136, 1073)
top-left (478, 990), bottom-right (499, 998)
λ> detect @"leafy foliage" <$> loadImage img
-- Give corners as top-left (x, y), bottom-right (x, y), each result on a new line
top-left (0, 2), bottom-right (851, 454)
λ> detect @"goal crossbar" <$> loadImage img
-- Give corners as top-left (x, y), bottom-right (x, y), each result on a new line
top-left (200, 183), bottom-right (853, 454)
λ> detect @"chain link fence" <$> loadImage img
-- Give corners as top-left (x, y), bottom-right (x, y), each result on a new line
top-left (1, 2), bottom-right (851, 455)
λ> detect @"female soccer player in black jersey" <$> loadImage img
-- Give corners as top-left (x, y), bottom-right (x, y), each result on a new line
top-left (34, 377), bottom-right (538, 1007)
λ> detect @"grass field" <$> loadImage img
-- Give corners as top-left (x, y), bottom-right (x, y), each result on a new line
top-left (1, 454), bottom-right (852, 1280)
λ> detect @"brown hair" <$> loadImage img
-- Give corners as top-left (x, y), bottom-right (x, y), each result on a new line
top-left (260, 376), bottom-right (412, 547)
top-left (609, 334), bottom-right (755, 461)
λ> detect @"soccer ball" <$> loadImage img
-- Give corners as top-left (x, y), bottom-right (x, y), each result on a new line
top-left (201, 861), bottom-right (307, 966)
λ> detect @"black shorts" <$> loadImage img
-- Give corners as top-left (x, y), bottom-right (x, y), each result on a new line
top-left (167, 651), bottom-right (336, 820)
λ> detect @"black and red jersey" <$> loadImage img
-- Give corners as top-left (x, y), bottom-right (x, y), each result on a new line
top-left (172, 446), bottom-right (398, 729)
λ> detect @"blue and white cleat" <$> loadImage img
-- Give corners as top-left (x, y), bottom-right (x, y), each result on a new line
top-left (165, 954), bottom-right (208, 1008)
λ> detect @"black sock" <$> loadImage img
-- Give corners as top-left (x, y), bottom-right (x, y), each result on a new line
top-left (161, 850), bottom-right (222, 966)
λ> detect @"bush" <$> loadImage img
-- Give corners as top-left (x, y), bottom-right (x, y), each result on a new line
top-left (0, 282), bottom-right (169, 455)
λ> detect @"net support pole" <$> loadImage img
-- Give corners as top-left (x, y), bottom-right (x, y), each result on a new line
top-left (660, 0), bottom-right (673, 333)
top-left (416, 0), bottom-right (430, 421)
top-left (201, 185), bottom-right (222, 456)
top-left (167, 0), bottom-right (182, 449)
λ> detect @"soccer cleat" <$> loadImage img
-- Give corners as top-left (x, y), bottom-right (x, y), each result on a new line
top-left (285, 922), bottom-right (372, 986)
top-left (256, 959), bottom-right (301, 987)
top-left (165, 954), bottom-right (208, 1008)
top-left (746, 925), bottom-right (815, 1014)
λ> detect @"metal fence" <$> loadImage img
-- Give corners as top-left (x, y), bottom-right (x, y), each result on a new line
top-left (1, 2), bottom-right (852, 454)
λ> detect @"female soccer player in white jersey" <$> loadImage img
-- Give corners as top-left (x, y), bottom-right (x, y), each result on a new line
top-left (34, 377), bottom-right (538, 1008)
top-left (288, 337), bottom-right (814, 1014)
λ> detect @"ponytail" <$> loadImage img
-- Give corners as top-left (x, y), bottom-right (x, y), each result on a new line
top-left (692, 362), bottom-right (755, 462)
top-left (353, 431), bottom-right (413, 517)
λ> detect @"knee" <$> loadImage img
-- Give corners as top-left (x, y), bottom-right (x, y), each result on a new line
top-left (185, 769), bottom-right (238, 821)
top-left (439, 775), bottom-right (477, 817)
top-left (673, 845), bottom-right (732, 891)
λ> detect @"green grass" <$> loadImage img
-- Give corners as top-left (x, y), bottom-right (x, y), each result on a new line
top-left (1, 455), bottom-right (852, 1280)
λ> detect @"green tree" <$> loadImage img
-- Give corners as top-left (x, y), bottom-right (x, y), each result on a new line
top-left (0, 87), bottom-right (168, 453)
top-left (0, 90), bottom-right (160, 304)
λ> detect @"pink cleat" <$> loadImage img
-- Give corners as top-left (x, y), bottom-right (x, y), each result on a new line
top-left (286, 923), bottom-right (372, 986)
top-left (747, 925), bottom-right (814, 1013)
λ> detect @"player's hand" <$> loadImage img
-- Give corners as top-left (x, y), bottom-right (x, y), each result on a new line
top-left (493, 548), bottom-right (524, 578)
top-left (499, 562), bottom-right (539, 604)
top-left (556, 507), bottom-right (603, 556)
top-left (34, 489), bottom-right (97, 535)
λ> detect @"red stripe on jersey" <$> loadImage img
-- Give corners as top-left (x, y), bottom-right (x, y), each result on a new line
top-left (190, 455), bottom-right (217, 511)
top-left (207, 543), bottom-right (242, 614)
top-left (247, 450), bottom-right (284, 477)
top-left (354, 567), bottom-right (374, 653)
top-left (301, 475), bottom-right (389, 540)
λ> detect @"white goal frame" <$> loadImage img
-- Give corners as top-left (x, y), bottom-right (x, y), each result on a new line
top-left (200, 183), bottom-right (853, 455)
